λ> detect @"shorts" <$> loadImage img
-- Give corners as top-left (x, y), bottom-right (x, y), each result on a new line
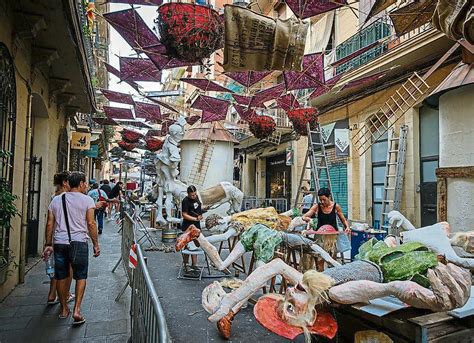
top-left (54, 242), bottom-right (89, 280)
top-left (240, 224), bottom-right (283, 263)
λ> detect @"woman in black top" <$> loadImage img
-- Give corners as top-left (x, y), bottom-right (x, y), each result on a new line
top-left (302, 187), bottom-right (350, 233)
top-left (181, 185), bottom-right (207, 268)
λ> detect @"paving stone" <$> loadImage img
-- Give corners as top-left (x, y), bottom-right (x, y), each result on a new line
top-left (0, 306), bottom-right (18, 318)
top-left (0, 316), bottom-right (31, 331)
top-left (4, 295), bottom-right (46, 306)
top-left (106, 333), bottom-right (129, 343)
top-left (9, 286), bottom-right (32, 297)
top-left (84, 319), bottom-right (128, 338)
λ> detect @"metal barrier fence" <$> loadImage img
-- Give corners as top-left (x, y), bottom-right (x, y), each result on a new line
top-left (242, 197), bottom-right (288, 213)
top-left (131, 243), bottom-right (171, 343)
top-left (113, 211), bottom-right (171, 342)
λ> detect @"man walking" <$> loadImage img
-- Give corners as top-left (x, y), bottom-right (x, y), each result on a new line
top-left (43, 172), bottom-right (100, 325)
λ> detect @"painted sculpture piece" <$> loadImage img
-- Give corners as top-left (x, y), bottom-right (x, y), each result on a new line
top-left (153, 117), bottom-right (243, 224)
top-left (180, 212), bottom-right (474, 341)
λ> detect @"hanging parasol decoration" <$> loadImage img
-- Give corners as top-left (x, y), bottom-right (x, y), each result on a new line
top-left (145, 136), bottom-right (164, 151)
top-left (100, 89), bottom-right (135, 105)
top-left (105, 0), bottom-right (163, 5)
top-left (287, 108), bottom-right (318, 135)
top-left (119, 57), bottom-right (162, 82)
top-left (309, 74), bottom-right (342, 100)
top-left (225, 71), bottom-right (273, 88)
top-left (191, 95), bottom-right (231, 117)
top-left (119, 120), bottom-right (153, 129)
top-left (284, 53), bottom-right (325, 91)
top-left (233, 104), bottom-right (256, 121)
top-left (389, 0), bottom-right (437, 36)
top-left (276, 93), bottom-right (300, 112)
top-left (146, 52), bottom-right (199, 70)
top-left (103, 9), bottom-right (165, 54)
top-left (144, 96), bottom-right (179, 114)
top-left (104, 62), bottom-right (140, 91)
top-left (181, 78), bottom-right (234, 93)
top-left (185, 115), bottom-right (201, 125)
top-left (201, 110), bottom-right (228, 123)
top-left (284, 0), bottom-right (346, 19)
top-left (134, 101), bottom-right (162, 120)
top-left (145, 129), bottom-right (161, 137)
top-left (232, 94), bottom-right (252, 106)
top-left (118, 140), bottom-right (138, 151)
top-left (103, 106), bottom-right (134, 120)
top-left (122, 128), bottom-right (143, 143)
top-left (248, 115), bottom-right (276, 139)
top-left (249, 83), bottom-right (286, 108)
top-left (156, 3), bottom-right (224, 63)
top-left (92, 117), bottom-right (118, 126)
top-left (160, 119), bottom-right (176, 136)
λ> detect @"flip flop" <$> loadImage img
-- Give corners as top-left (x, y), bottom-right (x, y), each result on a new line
top-left (67, 293), bottom-right (76, 303)
top-left (72, 316), bottom-right (86, 326)
top-left (47, 298), bottom-right (59, 305)
top-left (58, 310), bottom-right (70, 319)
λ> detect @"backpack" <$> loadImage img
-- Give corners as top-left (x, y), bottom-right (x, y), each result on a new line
top-left (98, 189), bottom-right (108, 209)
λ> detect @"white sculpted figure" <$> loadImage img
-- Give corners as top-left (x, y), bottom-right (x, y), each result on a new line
top-left (153, 117), bottom-right (244, 225)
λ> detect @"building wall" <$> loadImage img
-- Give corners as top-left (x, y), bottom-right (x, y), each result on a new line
top-left (439, 84), bottom-right (474, 232)
top-left (0, 6), bottom-right (69, 300)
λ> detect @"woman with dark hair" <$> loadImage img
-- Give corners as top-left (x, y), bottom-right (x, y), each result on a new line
top-left (302, 187), bottom-right (349, 233)
top-left (108, 181), bottom-right (123, 216)
top-left (180, 185), bottom-right (207, 268)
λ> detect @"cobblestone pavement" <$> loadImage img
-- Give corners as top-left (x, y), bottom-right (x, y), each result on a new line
top-left (0, 220), bottom-right (130, 343)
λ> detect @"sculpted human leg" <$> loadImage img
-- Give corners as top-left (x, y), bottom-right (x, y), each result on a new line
top-left (206, 228), bottom-right (238, 244)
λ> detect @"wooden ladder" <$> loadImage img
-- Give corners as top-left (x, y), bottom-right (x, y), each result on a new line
top-left (188, 137), bottom-right (215, 187)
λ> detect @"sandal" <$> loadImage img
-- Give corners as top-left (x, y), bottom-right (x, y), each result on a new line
top-left (59, 310), bottom-right (70, 319)
top-left (72, 315), bottom-right (86, 326)
top-left (47, 298), bottom-right (59, 305)
top-left (67, 293), bottom-right (75, 303)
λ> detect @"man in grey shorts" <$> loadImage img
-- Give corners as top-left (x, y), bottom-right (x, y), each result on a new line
top-left (43, 172), bottom-right (100, 325)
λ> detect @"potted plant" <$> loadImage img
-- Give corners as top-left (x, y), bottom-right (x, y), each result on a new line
top-left (248, 115), bottom-right (276, 139)
top-left (0, 151), bottom-right (19, 284)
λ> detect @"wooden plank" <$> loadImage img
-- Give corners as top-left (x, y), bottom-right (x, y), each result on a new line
top-left (430, 328), bottom-right (474, 343)
top-left (438, 177), bottom-right (447, 222)
top-left (436, 166), bottom-right (474, 178)
top-left (409, 312), bottom-right (453, 326)
top-left (422, 43), bottom-right (460, 80)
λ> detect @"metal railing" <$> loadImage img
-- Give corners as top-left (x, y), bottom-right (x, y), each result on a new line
top-left (131, 243), bottom-right (171, 343)
top-left (242, 196), bottom-right (288, 212)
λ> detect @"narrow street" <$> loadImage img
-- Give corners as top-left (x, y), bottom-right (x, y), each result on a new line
top-left (0, 221), bottom-right (130, 343)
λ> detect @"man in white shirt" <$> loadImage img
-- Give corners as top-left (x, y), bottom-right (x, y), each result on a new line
top-left (43, 172), bottom-right (100, 325)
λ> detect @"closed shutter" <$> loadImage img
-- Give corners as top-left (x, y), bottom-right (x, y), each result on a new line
top-left (326, 147), bottom-right (348, 217)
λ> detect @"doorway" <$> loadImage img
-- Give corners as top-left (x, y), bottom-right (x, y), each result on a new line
top-left (26, 156), bottom-right (42, 257)
top-left (266, 154), bottom-right (291, 209)
top-left (419, 106), bottom-right (439, 226)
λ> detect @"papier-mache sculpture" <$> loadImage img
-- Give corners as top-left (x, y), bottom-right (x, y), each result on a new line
top-left (192, 212), bottom-right (472, 341)
top-left (153, 116), bottom-right (244, 225)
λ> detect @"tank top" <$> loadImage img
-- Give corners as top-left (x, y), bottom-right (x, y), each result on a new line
top-left (316, 202), bottom-right (338, 229)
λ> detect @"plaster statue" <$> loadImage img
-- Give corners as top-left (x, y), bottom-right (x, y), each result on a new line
top-left (200, 235), bottom-right (471, 341)
top-left (153, 117), bottom-right (244, 225)
top-left (388, 211), bottom-right (474, 270)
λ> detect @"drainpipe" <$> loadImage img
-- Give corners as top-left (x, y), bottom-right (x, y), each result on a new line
top-left (18, 88), bottom-right (33, 284)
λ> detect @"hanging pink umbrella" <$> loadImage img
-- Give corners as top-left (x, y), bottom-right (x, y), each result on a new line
top-left (232, 94), bottom-right (252, 106)
top-left (276, 94), bottom-right (300, 111)
top-left (104, 62), bottom-right (140, 91)
top-left (309, 74), bottom-right (342, 100)
top-left (233, 104), bottom-right (256, 121)
top-left (146, 52), bottom-right (199, 70)
top-left (225, 71), bottom-right (272, 88)
top-left (284, 0), bottom-right (346, 19)
top-left (134, 102), bottom-right (162, 120)
top-left (119, 57), bottom-right (162, 82)
top-left (103, 106), bottom-right (134, 120)
top-left (249, 83), bottom-right (286, 108)
top-left (191, 95), bottom-right (230, 118)
top-left (105, 0), bottom-right (163, 5)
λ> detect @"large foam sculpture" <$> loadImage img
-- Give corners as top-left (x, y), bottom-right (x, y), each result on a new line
top-left (388, 211), bottom-right (474, 270)
top-left (198, 233), bottom-right (471, 341)
top-left (153, 117), bottom-right (244, 225)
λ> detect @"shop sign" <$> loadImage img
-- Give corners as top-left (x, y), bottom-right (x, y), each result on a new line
top-left (285, 147), bottom-right (294, 166)
top-left (82, 144), bottom-right (99, 158)
top-left (321, 122), bottom-right (336, 143)
top-left (335, 129), bottom-right (350, 157)
top-left (71, 132), bottom-right (91, 150)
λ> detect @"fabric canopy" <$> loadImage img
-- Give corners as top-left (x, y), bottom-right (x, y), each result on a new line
top-left (103, 106), bottom-right (134, 120)
top-left (104, 62), bottom-right (140, 90)
top-left (181, 78), bottom-right (233, 93)
top-left (284, 53), bottom-right (324, 91)
top-left (191, 95), bottom-right (230, 117)
top-left (305, 11), bottom-right (335, 53)
top-left (250, 83), bottom-right (286, 108)
top-left (105, 0), bottom-right (163, 5)
top-left (201, 110), bottom-right (227, 123)
top-left (285, 0), bottom-right (346, 19)
top-left (134, 102), bottom-right (162, 120)
top-left (233, 104), bottom-right (256, 121)
top-left (103, 9), bottom-right (164, 53)
top-left (225, 71), bottom-right (272, 88)
top-left (100, 89), bottom-right (135, 105)
top-left (119, 57), bottom-right (162, 82)
top-left (276, 94), bottom-right (300, 111)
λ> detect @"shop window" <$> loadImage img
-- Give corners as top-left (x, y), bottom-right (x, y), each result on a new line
top-left (0, 43), bottom-right (17, 272)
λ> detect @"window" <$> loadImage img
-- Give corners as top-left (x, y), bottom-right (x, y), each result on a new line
top-left (0, 43), bottom-right (17, 269)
